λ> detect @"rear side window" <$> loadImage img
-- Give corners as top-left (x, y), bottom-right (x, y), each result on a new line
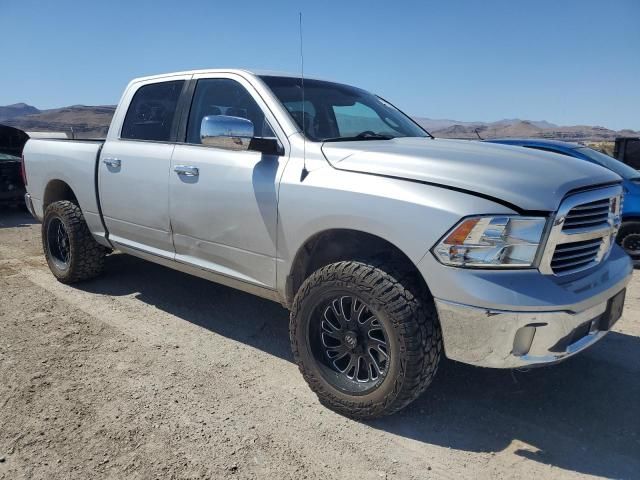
top-left (121, 80), bottom-right (184, 141)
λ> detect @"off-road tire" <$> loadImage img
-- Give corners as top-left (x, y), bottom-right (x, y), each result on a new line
top-left (42, 200), bottom-right (106, 283)
top-left (617, 221), bottom-right (640, 261)
top-left (290, 259), bottom-right (442, 419)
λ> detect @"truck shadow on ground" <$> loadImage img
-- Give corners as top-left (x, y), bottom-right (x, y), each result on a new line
top-left (80, 252), bottom-right (640, 479)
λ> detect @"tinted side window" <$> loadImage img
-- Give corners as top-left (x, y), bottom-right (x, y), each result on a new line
top-left (121, 80), bottom-right (184, 141)
top-left (186, 78), bottom-right (274, 145)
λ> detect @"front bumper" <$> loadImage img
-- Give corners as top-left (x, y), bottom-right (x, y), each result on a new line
top-left (423, 245), bottom-right (633, 368)
top-left (436, 294), bottom-right (622, 368)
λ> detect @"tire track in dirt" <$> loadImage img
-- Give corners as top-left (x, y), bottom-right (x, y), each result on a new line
top-left (1, 243), bottom-right (474, 479)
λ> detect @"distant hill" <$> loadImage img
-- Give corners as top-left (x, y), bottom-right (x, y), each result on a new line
top-left (413, 117), bottom-right (559, 132)
top-left (0, 103), bottom-right (41, 121)
top-left (414, 117), bottom-right (640, 142)
top-left (1, 103), bottom-right (638, 142)
top-left (1, 103), bottom-right (116, 138)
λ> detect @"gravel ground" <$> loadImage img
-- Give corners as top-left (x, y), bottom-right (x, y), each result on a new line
top-left (0, 209), bottom-right (639, 480)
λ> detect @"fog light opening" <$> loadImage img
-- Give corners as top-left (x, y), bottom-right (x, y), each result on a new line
top-left (513, 326), bottom-right (537, 356)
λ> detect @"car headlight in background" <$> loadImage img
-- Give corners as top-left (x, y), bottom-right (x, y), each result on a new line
top-left (433, 216), bottom-right (548, 268)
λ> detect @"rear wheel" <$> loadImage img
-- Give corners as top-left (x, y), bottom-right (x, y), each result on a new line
top-left (617, 221), bottom-right (640, 262)
top-left (290, 260), bottom-right (442, 419)
top-left (42, 200), bottom-right (106, 283)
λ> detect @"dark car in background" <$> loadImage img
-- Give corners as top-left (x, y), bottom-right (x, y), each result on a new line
top-left (0, 153), bottom-right (26, 206)
top-left (485, 138), bottom-right (640, 264)
top-left (615, 137), bottom-right (640, 170)
top-left (0, 125), bottom-right (29, 208)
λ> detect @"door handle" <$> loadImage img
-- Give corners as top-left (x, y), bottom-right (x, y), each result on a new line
top-left (103, 158), bottom-right (121, 168)
top-left (174, 165), bottom-right (199, 177)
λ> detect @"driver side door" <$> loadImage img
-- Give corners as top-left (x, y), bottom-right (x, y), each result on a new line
top-left (169, 74), bottom-right (287, 289)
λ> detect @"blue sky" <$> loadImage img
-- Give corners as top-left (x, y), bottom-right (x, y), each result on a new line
top-left (1, 0), bottom-right (639, 130)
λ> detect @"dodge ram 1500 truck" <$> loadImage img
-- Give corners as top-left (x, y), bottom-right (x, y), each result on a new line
top-left (23, 69), bottom-right (633, 418)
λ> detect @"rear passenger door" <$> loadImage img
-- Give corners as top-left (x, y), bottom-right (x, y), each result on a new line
top-left (99, 76), bottom-right (189, 258)
top-left (169, 74), bottom-right (287, 289)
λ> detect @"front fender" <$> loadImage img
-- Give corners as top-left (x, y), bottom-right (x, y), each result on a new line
top-left (276, 161), bottom-right (517, 295)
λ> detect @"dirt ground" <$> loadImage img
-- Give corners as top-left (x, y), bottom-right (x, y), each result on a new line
top-left (0, 209), bottom-right (639, 480)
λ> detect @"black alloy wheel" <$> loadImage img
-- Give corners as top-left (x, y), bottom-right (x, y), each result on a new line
top-left (46, 216), bottom-right (71, 270)
top-left (310, 294), bottom-right (390, 394)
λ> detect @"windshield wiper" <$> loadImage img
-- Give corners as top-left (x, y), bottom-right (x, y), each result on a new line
top-left (323, 133), bottom-right (396, 142)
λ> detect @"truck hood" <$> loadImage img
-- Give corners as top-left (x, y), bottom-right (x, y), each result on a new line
top-left (321, 137), bottom-right (621, 211)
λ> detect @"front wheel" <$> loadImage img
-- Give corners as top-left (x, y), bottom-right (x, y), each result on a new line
top-left (290, 260), bottom-right (442, 419)
top-left (42, 200), bottom-right (106, 283)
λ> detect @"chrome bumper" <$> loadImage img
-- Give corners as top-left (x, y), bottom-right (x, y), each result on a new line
top-left (423, 240), bottom-right (633, 368)
top-left (435, 297), bottom-right (626, 368)
top-left (24, 193), bottom-right (37, 219)
top-left (434, 243), bottom-right (632, 369)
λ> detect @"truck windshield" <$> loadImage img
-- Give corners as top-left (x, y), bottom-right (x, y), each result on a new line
top-left (576, 147), bottom-right (640, 180)
top-left (259, 75), bottom-right (429, 142)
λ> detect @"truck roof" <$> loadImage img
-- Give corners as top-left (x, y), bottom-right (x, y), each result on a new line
top-left (129, 68), bottom-right (322, 84)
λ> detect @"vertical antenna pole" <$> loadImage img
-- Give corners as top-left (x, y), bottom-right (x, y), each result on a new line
top-left (299, 12), bottom-right (309, 181)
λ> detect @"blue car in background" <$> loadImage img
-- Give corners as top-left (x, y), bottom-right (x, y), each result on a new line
top-left (485, 139), bottom-right (640, 263)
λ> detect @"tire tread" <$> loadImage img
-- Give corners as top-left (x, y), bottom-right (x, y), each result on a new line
top-left (42, 200), bottom-right (106, 283)
top-left (290, 258), bottom-right (442, 419)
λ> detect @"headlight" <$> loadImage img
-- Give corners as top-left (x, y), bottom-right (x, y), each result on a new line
top-left (433, 216), bottom-right (547, 268)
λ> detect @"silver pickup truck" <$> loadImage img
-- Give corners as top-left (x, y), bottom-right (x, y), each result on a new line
top-left (23, 69), bottom-right (633, 418)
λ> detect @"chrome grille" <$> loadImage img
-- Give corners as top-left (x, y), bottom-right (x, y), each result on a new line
top-left (550, 238), bottom-right (603, 273)
top-left (540, 185), bottom-right (622, 276)
top-left (562, 199), bottom-right (610, 231)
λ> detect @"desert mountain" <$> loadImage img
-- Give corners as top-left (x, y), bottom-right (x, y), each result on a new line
top-left (1, 103), bottom-right (638, 142)
top-left (0, 103), bottom-right (41, 121)
top-left (414, 118), bottom-right (639, 142)
top-left (1, 104), bottom-right (116, 138)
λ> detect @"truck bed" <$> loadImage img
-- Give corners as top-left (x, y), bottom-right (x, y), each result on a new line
top-left (22, 138), bottom-right (104, 228)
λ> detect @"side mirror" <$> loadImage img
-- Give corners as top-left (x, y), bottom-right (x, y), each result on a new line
top-left (200, 115), bottom-right (284, 156)
top-left (201, 115), bottom-right (254, 151)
